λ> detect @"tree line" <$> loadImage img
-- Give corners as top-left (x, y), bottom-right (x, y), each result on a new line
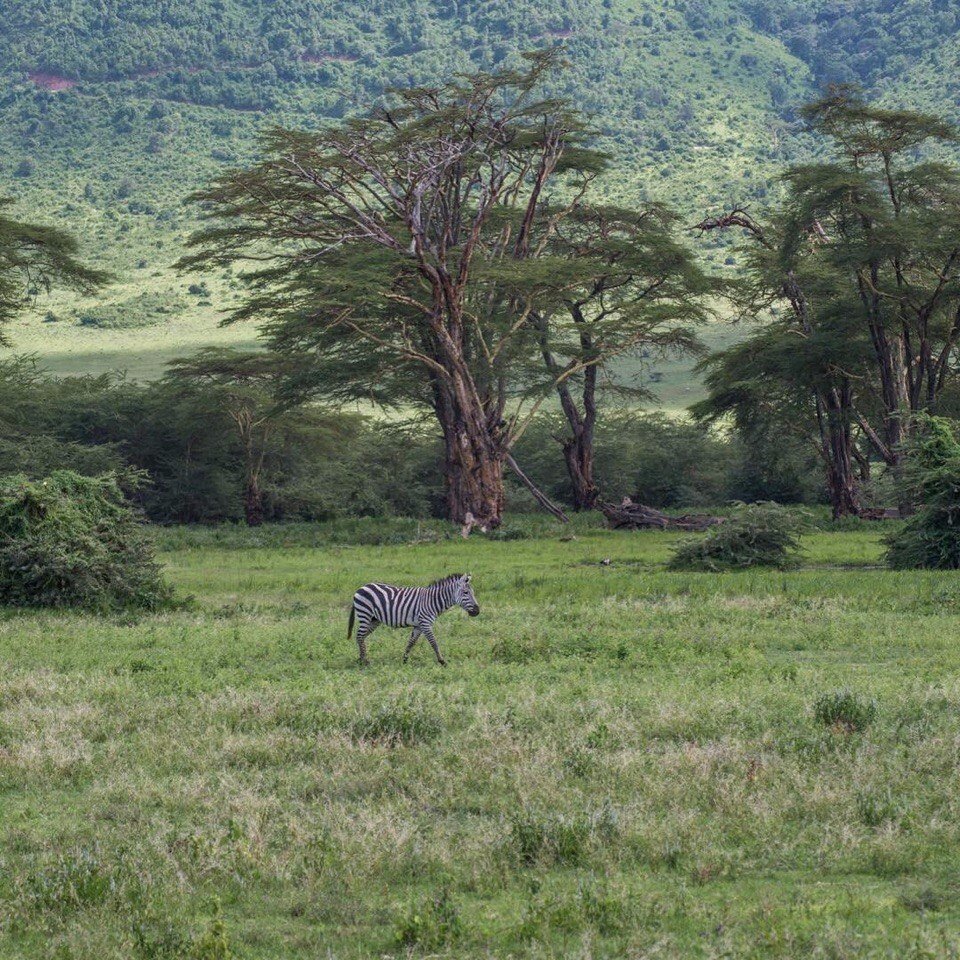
top-left (5, 53), bottom-right (960, 525)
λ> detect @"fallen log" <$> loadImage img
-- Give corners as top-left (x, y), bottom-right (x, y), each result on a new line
top-left (599, 498), bottom-right (724, 532)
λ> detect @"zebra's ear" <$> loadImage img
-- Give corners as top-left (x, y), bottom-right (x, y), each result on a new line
top-left (464, 573), bottom-right (472, 582)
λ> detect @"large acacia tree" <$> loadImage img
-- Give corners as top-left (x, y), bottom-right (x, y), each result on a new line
top-left (181, 53), bottom-right (705, 527)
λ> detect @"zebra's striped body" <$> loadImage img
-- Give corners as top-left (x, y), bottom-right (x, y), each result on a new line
top-left (348, 574), bottom-right (480, 666)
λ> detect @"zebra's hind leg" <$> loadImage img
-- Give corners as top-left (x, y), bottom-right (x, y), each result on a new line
top-left (356, 621), bottom-right (377, 667)
top-left (422, 625), bottom-right (446, 666)
top-left (402, 627), bottom-right (421, 664)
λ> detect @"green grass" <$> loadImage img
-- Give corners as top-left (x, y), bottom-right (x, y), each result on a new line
top-left (3, 516), bottom-right (960, 956)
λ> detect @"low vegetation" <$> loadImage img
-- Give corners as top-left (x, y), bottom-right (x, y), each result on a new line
top-left (1, 520), bottom-right (959, 957)
top-left (668, 501), bottom-right (807, 571)
top-left (0, 470), bottom-right (171, 610)
top-left (886, 416), bottom-right (960, 570)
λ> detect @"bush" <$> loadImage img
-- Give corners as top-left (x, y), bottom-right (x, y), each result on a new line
top-left (885, 416), bottom-right (960, 569)
top-left (814, 690), bottom-right (877, 733)
top-left (0, 471), bottom-right (172, 610)
top-left (668, 502), bottom-right (807, 571)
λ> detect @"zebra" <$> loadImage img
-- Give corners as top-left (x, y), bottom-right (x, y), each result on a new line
top-left (347, 573), bottom-right (480, 666)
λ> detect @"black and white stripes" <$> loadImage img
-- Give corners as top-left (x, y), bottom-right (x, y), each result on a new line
top-left (348, 573), bottom-right (480, 666)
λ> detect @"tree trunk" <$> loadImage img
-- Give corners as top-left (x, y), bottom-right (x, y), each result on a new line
top-left (825, 449), bottom-right (860, 519)
top-left (244, 476), bottom-right (264, 527)
top-left (817, 384), bottom-right (861, 519)
top-left (442, 428), bottom-right (505, 529)
top-left (562, 432), bottom-right (598, 511)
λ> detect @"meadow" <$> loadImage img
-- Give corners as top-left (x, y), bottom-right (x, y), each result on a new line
top-left (1, 516), bottom-right (960, 958)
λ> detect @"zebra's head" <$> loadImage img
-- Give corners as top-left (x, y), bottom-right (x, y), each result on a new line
top-left (457, 573), bottom-right (480, 617)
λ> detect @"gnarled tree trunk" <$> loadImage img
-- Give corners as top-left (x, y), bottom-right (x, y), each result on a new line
top-left (434, 371), bottom-right (506, 529)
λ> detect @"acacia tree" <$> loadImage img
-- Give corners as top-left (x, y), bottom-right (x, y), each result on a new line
top-left (696, 91), bottom-right (960, 515)
top-left (0, 198), bottom-right (108, 339)
top-left (181, 53), bottom-right (706, 527)
top-left (695, 208), bottom-right (866, 518)
top-left (164, 349), bottom-right (304, 526)
top-left (528, 206), bottom-right (709, 509)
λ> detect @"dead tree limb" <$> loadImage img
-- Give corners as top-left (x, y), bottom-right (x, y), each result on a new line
top-left (505, 453), bottom-right (570, 523)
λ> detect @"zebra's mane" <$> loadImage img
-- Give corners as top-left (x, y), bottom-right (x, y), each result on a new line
top-left (430, 573), bottom-right (464, 587)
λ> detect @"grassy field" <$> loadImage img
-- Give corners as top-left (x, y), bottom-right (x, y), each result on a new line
top-left (2, 516), bottom-right (960, 957)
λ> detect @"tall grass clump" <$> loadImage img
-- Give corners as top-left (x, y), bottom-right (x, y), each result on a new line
top-left (0, 470), bottom-right (172, 609)
top-left (886, 416), bottom-right (960, 569)
top-left (668, 502), bottom-right (806, 571)
top-left (814, 690), bottom-right (878, 733)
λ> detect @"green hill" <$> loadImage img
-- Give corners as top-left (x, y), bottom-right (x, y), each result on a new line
top-left (1, 0), bottom-right (958, 381)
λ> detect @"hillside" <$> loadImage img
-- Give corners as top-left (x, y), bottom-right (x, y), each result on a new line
top-left (1, 0), bottom-right (959, 381)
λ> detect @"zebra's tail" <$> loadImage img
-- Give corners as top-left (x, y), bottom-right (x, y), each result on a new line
top-left (347, 605), bottom-right (355, 640)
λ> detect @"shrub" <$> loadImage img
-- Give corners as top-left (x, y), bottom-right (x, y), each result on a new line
top-left (886, 416), bottom-right (960, 569)
top-left (814, 690), bottom-right (877, 733)
top-left (0, 471), bottom-right (172, 610)
top-left (668, 502), bottom-right (807, 571)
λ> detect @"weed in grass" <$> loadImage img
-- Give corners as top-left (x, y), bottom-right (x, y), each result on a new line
top-left (393, 886), bottom-right (462, 950)
top-left (347, 693), bottom-right (441, 747)
top-left (856, 788), bottom-right (904, 828)
top-left (510, 813), bottom-right (591, 868)
top-left (131, 912), bottom-right (192, 960)
top-left (814, 690), bottom-right (878, 733)
top-left (191, 899), bottom-right (232, 960)
top-left (23, 847), bottom-right (119, 913)
top-left (490, 634), bottom-right (550, 664)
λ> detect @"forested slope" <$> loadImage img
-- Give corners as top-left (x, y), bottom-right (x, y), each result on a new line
top-left (0, 0), bottom-right (957, 374)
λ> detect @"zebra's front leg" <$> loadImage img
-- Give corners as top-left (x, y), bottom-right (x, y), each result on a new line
top-left (402, 627), bottom-right (421, 664)
top-left (421, 625), bottom-right (446, 666)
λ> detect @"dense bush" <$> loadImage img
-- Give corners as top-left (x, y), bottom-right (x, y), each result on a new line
top-left (885, 416), bottom-right (960, 569)
top-left (0, 471), bottom-right (172, 609)
top-left (668, 502), bottom-right (807, 572)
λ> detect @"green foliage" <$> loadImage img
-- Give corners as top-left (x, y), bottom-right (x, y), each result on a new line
top-left (886, 416), bottom-right (960, 570)
top-left (668, 501), bottom-right (807, 571)
top-left (74, 290), bottom-right (186, 329)
top-left (0, 470), bottom-right (172, 610)
top-left (393, 887), bottom-right (462, 950)
top-left (513, 412), bottom-right (760, 508)
top-left (814, 689), bottom-right (878, 733)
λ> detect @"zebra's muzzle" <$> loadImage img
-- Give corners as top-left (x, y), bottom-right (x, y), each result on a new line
top-left (468, 606), bottom-right (480, 617)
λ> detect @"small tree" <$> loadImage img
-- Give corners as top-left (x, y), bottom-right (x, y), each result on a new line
top-left (0, 471), bottom-right (171, 610)
top-left (529, 206), bottom-right (709, 509)
top-left (697, 91), bottom-right (960, 517)
top-left (163, 349), bottom-right (305, 526)
top-left (885, 416), bottom-right (960, 569)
